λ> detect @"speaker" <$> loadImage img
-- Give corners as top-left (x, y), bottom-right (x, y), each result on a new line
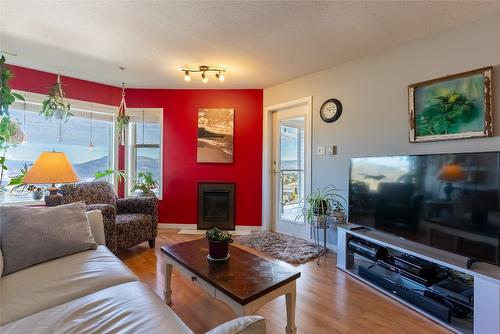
top-left (359, 265), bottom-right (451, 323)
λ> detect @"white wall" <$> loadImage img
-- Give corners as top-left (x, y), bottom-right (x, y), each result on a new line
top-left (264, 13), bottom-right (500, 248)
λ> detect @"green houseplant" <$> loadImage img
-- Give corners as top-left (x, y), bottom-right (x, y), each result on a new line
top-left (131, 171), bottom-right (159, 197)
top-left (0, 55), bottom-right (25, 193)
top-left (40, 74), bottom-right (72, 122)
top-left (205, 228), bottom-right (233, 260)
top-left (93, 169), bottom-right (129, 184)
top-left (296, 184), bottom-right (347, 226)
top-left (7, 163), bottom-right (44, 199)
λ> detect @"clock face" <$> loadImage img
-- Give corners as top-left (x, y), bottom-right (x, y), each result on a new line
top-left (322, 102), bottom-right (338, 119)
top-left (320, 98), bottom-right (342, 123)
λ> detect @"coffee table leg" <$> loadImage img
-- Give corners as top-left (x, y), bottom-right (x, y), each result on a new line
top-left (164, 261), bottom-right (173, 304)
top-left (285, 282), bottom-right (297, 334)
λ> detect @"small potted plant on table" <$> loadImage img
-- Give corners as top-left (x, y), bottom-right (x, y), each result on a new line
top-left (205, 228), bottom-right (233, 261)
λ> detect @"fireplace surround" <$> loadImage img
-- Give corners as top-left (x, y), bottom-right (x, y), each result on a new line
top-left (197, 183), bottom-right (235, 230)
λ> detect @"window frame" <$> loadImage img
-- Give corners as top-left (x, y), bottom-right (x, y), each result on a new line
top-left (125, 108), bottom-right (163, 200)
top-left (5, 90), bottom-right (119, 195)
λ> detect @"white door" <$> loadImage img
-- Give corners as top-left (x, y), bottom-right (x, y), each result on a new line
top-left (272, 102), bottom-right (311, 239)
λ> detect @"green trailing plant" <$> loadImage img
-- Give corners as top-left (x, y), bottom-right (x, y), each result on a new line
top-left (416, 92), bottom-right (479, 136)
top-left (296, 184), bottom-right (347, 224)
top-left (131, 171), bottom-right (159, 196)
top-left (93, 169), bottom-right (129, 184)
top-left (40, 74), bottom-right (72, 122)
top-left (0, 55), bottom-right (25, 118)
top-left (0, 55), bottom-right (25, 191)
top-left (205, 228), bottom-right (233, 243)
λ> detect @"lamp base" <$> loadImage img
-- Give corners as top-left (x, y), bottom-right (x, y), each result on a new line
top-left (44, 187), bottom-right (63, 207)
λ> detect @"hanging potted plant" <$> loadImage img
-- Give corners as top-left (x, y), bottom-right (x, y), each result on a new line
top-left (40, 74), bottom-right (72, 122)
top-left (206, 228), bottom-right (233, 261)
top-left (116, 83), bottom-right (130, 145)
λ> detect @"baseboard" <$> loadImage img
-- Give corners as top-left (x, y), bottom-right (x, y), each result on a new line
top-left (158, 223), bottom-right (262, 232)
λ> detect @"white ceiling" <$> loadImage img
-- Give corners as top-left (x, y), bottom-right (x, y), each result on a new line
top-left (2, 1), bottom-right (500, 89)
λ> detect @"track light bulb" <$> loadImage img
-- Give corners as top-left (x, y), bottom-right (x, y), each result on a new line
top-left (184, 71), bottom-right (191, 82)
top-left (201, 71), bottom-right (208, 83)
top-left (88, 142), bottom-right (94, 151)
top-left (216, 72), bottom-right (225, 82)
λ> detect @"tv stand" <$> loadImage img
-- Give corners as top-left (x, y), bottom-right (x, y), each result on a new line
top-left (337, 224), bottom-right (500, 334)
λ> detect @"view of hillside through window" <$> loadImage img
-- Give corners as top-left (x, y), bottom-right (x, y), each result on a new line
top-left (1, 107), bottom-right (114, 201)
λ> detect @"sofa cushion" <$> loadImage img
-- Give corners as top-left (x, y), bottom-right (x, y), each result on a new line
top-left (0, 202), bottom-right (97, 275)
top-left (0, 246), bottom-right (137, 325)
top-left (0, 282), bottom-right (193, 334)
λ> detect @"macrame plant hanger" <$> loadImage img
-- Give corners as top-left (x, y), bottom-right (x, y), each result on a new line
top-left (117, 82), bottom-right (130, 146)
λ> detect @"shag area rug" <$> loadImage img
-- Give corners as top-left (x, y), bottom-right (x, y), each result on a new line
top-left (235, 231), bottom-right (322, 264)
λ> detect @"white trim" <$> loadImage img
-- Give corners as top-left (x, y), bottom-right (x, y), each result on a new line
top-left (124, 108), bottom-right (164, 200)
top-left (262, 96), bottom-right (313, 233)
top-left (158, 223), bottom-right (262, 231)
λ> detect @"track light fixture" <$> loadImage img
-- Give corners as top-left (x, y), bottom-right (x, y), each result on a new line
top-left (181, 65), bottom-right (226, 83)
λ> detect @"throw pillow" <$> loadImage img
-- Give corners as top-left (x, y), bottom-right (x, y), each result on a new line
top-left (0, 202), bottom-right (97, 276)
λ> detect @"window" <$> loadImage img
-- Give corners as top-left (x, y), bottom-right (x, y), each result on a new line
top-left (1, 92), bottom-right (116, 203)
top-left (126, 109), bottom-right (163, 198)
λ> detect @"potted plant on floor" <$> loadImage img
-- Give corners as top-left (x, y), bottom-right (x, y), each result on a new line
top-left (296, 184), bottom-right (347, 227)
top-left (206, 228), bottom-right (233, 261)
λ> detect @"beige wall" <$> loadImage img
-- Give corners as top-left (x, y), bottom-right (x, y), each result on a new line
top-left (264, 13), bottom-right (500, 246)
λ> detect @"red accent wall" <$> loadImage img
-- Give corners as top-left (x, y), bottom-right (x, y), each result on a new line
top-left (125, 89), bottom-right (263, 226)
top-left (8, 65), bottom-right (263, 226)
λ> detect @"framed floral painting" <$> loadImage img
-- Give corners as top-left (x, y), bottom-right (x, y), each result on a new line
top-left (408, 67), bottom-right (493, 142)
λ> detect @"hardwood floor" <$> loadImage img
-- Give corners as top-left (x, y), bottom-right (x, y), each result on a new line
top-left (119, 230), bottom-right (450, 334)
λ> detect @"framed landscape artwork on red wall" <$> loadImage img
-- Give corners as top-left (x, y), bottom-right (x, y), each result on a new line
top-left (197, 108), bottom-right (234, 163)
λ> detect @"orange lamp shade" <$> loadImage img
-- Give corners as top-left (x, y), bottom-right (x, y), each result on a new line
top-left (437, 163), bottom-right (466, 182)
top-left (23, 151), bottom-right (80, 185)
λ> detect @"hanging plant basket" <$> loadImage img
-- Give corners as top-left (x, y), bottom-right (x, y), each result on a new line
top-left (40, 74), bottom-right (72, 122)
top-left (116, 84), bottom-right (130, 145)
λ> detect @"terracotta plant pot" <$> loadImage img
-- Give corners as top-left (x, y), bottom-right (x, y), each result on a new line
top-left (208, 240), bottom-right (229, 260)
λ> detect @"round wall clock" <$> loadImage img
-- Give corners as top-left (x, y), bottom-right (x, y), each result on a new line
top-left (320, 98), bottom-right (342, 123)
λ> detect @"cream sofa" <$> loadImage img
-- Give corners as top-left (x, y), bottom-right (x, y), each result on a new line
top-left (0, 210), bottom-right (265, 334)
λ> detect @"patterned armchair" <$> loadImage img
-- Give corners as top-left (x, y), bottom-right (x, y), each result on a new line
top-left (60, 181), bottom-right (158, 253)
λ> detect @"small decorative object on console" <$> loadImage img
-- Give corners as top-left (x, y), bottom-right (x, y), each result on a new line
top-left (205, 227), bottom-right (233, 261)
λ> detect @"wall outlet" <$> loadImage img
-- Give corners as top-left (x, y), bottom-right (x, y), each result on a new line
top-left (327, 145), bottom-right (337, 155)
top-left (317, 146), bottom-right (325, 155)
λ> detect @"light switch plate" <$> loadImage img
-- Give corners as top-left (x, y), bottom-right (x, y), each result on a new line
top-left (327, 145), bottom-right (337, 155)
top-left (317, 146), bottom-right (325, 155)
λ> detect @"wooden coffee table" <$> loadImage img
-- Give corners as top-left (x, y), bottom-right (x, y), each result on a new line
top-left (161, 239), bottom-right (301, 334)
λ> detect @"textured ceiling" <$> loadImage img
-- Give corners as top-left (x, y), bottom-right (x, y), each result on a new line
top-left (1, 1), bottom-right (500, 89)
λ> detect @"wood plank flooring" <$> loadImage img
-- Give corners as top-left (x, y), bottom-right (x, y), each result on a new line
top-left (119, 230), bottom-right (450, 334)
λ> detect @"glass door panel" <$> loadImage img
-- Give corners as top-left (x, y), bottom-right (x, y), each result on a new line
top-left (278, 117), bottom-right (305, 222)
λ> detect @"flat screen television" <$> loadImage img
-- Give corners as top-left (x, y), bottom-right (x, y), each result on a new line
top-left (349, 151), bottom-right (500, 266)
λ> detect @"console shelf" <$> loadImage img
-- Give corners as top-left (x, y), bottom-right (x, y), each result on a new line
top-left (337, 224), bottom-right (500, 334)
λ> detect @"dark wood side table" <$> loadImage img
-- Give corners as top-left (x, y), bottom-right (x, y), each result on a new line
top-left (161, 239), bottom-right (301, 334)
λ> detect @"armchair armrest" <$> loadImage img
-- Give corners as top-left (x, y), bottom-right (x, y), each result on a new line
top-left (205, 316), bottom-right (265, 334)
top-left (117, 197), bottom-right (158, 215)
top-left (85, 204), bottom-right (116, 233)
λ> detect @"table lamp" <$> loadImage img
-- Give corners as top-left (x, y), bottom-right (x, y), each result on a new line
top-left (22, 151), bottom-right (80, 206)
top-left (437, 163), bottom-right (465, 201)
